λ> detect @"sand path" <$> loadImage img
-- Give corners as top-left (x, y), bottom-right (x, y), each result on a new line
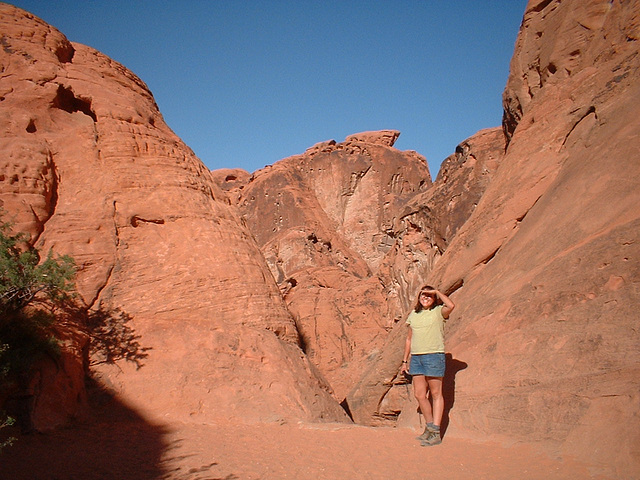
top-left (0, 405), bottom-right (604, 480)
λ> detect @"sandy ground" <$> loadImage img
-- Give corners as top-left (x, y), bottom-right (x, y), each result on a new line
top-left (0, 400), bottom-right (610, 480)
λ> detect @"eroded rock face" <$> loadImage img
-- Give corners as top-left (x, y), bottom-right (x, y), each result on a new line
top-left (374, 127), bottom-right (506, 325)
top-left (239, 132), bottom-right (432, 273)
top-left (227, 133), bottom-right (432, 400)
top-left (346, 127), bottom-right (506, 424)
top-left (345, 130), bottom-right (401, 147)
top-left (0, 4), bottom-right (347, 427)
top-left (356, 0), bottom-right (640, 475)
top-left (228, 127), bottom-right (507, 406)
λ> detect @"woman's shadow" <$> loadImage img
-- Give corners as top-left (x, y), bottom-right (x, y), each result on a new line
top-left (441, 353), bottom-right (467, 438)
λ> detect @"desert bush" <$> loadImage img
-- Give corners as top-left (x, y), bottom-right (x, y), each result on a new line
top-left (0, 214), bottom-right (149, 439)
top-left (0, 217), bottom-right (75, 390)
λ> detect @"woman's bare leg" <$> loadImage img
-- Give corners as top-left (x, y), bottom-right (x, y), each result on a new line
top-left (412, 375), bottom-right (433, 424)
top-left (427, 377), bottom-right (444, 426)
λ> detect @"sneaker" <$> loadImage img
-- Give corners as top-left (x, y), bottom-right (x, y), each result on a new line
top-left (420, 430), bottom-right (442, 446)
top-left (416, 425), bottom-right (434, 441)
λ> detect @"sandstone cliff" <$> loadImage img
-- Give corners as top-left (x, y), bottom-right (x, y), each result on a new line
top-left (0, 3), bottom-right (347, 426)
top-left (219, 127), bottom-right (506, 408)
top-left (348, 0), bottom-right (640, 476)
top-left (219, 132), bottom-right (434, 401)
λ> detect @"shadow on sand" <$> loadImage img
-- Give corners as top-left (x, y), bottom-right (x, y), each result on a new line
top-left (1, 379), bottom-right (163, 479)
top-left (0, 379), bottom-right (231, 480)
top-left (0, 298), bottom-right (239, 479)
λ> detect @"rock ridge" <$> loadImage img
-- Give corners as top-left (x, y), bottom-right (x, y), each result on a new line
top-left (0, 3), bottom-right (348, 428)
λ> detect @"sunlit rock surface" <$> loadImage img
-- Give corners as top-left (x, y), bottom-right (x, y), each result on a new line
top-left (0, 3), bottom-right (348, 427)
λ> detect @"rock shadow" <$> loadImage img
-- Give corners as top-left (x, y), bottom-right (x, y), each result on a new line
top-left (0, 379), bottom-right (170, 479)
top-left (67, 303), bottom-right (152, 370)
top-left (441, 353), bottom-right (467, 437)
top-left (0, 378), bottom-right (233, 479)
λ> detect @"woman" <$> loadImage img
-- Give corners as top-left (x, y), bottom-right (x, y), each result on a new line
top-left (401, 285), bottom-right (455, 446)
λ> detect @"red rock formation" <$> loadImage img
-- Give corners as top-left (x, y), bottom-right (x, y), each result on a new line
top-left (0, 4), bottom-right (347, 428)
top-left (238, 130), bottom-right (431, 273)
top-left (2, 1), bottom-right (639, 475)
top-left (350, 0), bottom-right (640, 476)
top-left (209, 167), bottom-right (251, 205)
top-left (347, 127), bottom-right (506, 424)
top-left (375, 126), bottom-right (506, 324)
top-left (227, 132), bottom-right (432, 400)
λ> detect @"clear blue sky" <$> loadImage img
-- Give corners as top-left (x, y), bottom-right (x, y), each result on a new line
top-left (8, 1), bottom-right (526, 178)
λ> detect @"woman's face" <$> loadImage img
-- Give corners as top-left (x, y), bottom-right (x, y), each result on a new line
top-left (419, 291), bottom-right (435, 308)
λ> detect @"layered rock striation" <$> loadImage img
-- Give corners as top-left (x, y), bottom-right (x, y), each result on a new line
top-left (0, 3), bottom-right (347, 427)
top-left (350, 0), bottom-right (640, 476)
top-left (219, 131), bottom-right (433, 401)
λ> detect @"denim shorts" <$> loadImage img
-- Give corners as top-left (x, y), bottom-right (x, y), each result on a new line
top-left (409, 353), bottom-right (446, 377)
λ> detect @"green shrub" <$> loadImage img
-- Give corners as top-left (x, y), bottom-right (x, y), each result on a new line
top-left (0, 216), bottom-right (75, 390)
top-left (0, 220), bottom-right (75, 314)
top-left (0, 213), bottom-right (148, 439)
top-left (0, 410), bottom-right (15, 453)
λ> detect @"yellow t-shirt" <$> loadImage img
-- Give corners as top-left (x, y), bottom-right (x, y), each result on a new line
top-left (406, 305), bottom-right (446, 354)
